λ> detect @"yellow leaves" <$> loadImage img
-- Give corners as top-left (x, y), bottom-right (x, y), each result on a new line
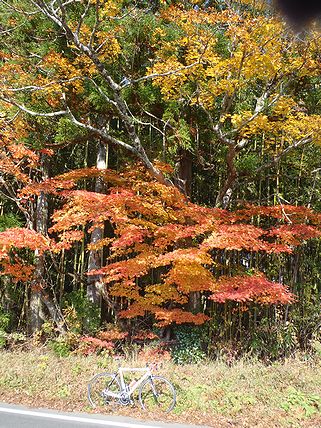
top-left (267, 108), bottom-right (321, 147)
top-left (153, 308), bottom-right (210, 327)
top-left (98, 0), bottom-right (122, 19)
top-left (145, 284), bottom-right (187, 305)
top-left (96, 31), bottom-right (121, 63)
top-left (242, 52), bottom-right (280, 81)
top-left (284, 113), bottom-right (321, 145)
top-left (43, 51), bottom-right (79, 80)
top-left (151, 27), bottom-right (167, 46)
top-left (148, 58), bottom-right (189, 100)
top-left (272, 96), bottom-right (297, 117)
top-left (150, 10), bottom-right (286, 106)
top-left (230, 112), bottom-right (270, 138)
top-left (109, 280), bottom-right (140, 299)
top-left (164, 261), bottom-right (216, 293)
top-left (239, 0), bottom-right (267, 11)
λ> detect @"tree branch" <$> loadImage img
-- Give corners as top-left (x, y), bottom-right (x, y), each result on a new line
top-left (0, 96), bottom-right (68, 117)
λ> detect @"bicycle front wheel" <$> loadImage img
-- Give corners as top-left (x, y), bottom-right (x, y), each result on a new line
top-left (139, 375), bottom-right (176, 413)
top-left (87, 372), bottom-right (121, 408)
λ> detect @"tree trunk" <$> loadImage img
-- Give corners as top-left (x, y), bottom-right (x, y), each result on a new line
top-left (176, 148), bottom-right (202, 312)
top-left (178, 148), bottom-right (193, 197)
top-left (29, 156), bottom-right (67, 334)
top-left (28, 177), bottom-right (47, 333)
top-left (41, 289), bottom-right (67, 335)
top-left (87, 142), bottom-right (107, 308)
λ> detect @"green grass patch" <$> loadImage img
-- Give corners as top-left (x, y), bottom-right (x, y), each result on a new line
top-left (0, 350), bottom-right (320, 427)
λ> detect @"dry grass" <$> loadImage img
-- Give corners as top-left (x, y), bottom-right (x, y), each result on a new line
top-left (0, 349), bottom-right (320, 427)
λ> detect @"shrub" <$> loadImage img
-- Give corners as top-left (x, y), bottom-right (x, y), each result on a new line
top-left (172, 325), bottom-right (207, 364)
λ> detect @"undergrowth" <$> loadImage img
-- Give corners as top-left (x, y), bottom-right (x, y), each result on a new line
top-left (0, 348), bottom-right (320, 428)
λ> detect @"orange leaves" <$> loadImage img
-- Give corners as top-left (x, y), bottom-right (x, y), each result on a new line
top-left (164, 261), bottom-right (215, 293)
top-left (120, 304), bottom-right (210, 327)
top-left (12, 166), bottom-right (321, 326)
top-left (158, 248), bottom-right (212, 266)
top-left (21, 167), bottom-right (124, 198)
top-left (210, 273), bottom-right (295, 305)
top-left (0, 119), bottom-right (42, 184)
top-left (91, 252), bottom-right (158, 284)
top-left (0, 228), bottom-right (50, 281)
top-left (0, 228), bottom-right (50, 258)
top-left (145, 283), bottom-right (186, 305)
top-left (112, 225), bottom-right (150, 250)
top-left (51, 230), bottom-right (84, 252)
top-left (97, 330), bottom-right (128, 341)
top-left (201, 223), bottom-right (295, 253)
top-left (154, 308), bottom-right (210, 327)
top-left (201, 224), bottom-right (267, 252)
top-left (45, 168), bottom-right (321, 325)
top-left (268, 224), bottom-right (321, 245)
top-left (79, 336), bottom-right (114, 355)
top-left (1, 259), bottom-right (35, 282)
top-left (42, 51), bottom-right (81, 80)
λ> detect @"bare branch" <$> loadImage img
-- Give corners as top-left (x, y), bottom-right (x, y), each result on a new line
top-left (89, 0), bottom-right (100, 48)
top-left (0, 21), bottom-right (29, 35)
top-left (201, 106), bottom-right (234, 146)
top-left (256, 135), bottom-right (312, 174)
top-left (12, 0), bottom-right (173, 188)
top-left (124, 101), bottom-right (165, 137)
top-left (3, 76), bottom-right (83, 93)
top-left (0, 0), bottom-right (38, 15)
top-left (65, 106), bottom-right (173, 186)
top-left (75, 0), bottom-right (91, 38)
top-left (128, 61), bottom-right (200, 87)
top-left (85, 78), bottom-right (118, 108)
top-left (65, 106), bottom-right (137, 153)
top-left (0, 96), bottom-right (68, 117)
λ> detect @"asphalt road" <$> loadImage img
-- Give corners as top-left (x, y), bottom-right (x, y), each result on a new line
top-left (0, 403), bottom-right (204, 428)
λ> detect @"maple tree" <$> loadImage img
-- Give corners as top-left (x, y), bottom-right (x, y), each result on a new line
top-left (5, 166), bottom-right (318, 328)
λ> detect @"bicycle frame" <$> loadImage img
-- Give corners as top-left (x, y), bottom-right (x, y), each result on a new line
top-left (105, 367), bottom-right (152, 399)
top-left (88, 366), bottom-right (176, 413)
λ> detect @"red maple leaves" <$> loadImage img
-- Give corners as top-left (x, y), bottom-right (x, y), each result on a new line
top-left (210, 273), bottom-right (296, 304)
top-left (0, 167), bottom-right (320, 325)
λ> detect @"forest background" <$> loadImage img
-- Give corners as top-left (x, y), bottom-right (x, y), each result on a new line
top-left (0, 0), bottom-right (320, 365)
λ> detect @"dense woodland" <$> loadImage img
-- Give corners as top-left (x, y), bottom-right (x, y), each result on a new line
top-left (0, 0), bottom-right (320, 361)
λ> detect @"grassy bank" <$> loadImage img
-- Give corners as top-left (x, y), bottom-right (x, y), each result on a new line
top-left (0, 350), bottom-right (320, 428)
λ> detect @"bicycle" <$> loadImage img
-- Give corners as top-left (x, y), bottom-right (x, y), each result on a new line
top-left (87, 363), bottom-right (176, 413)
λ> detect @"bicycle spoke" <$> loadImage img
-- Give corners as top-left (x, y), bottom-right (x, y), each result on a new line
top-left (139, 376), bottom-right (176, 413)
top-left (87, 373), bottom-right (121, 408)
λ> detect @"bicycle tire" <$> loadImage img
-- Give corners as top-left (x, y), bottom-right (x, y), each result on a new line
top-left (138, 375), bottom-right (176, 413)
top-left (87, 372), bottom-right (121, 408)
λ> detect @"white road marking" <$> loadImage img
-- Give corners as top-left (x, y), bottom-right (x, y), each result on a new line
top-left (0, 406), bottom-right (163, 427)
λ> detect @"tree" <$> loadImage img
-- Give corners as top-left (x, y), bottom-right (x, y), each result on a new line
top-left (0, 115), bottom-right (67, 332)
top-left (12, 167), bottom-right (321, 329)
top-left (146, 4), bottom-right (321, 206)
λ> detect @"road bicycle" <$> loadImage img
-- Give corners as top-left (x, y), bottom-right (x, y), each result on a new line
top-left (87, 364), bottom-right (176, 413)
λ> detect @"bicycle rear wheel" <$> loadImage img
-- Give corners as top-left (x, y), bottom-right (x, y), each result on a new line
top-left (87, 372), bottom-right (121, 408)
top-left (139, 375), bottom-right (176, 413)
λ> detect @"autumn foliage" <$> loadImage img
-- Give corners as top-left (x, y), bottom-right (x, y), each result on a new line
top-left (1, 166), bottom-right (320, 326)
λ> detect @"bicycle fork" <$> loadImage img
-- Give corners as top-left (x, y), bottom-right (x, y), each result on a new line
top-left (149, 377), bottom-right (159, 401)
